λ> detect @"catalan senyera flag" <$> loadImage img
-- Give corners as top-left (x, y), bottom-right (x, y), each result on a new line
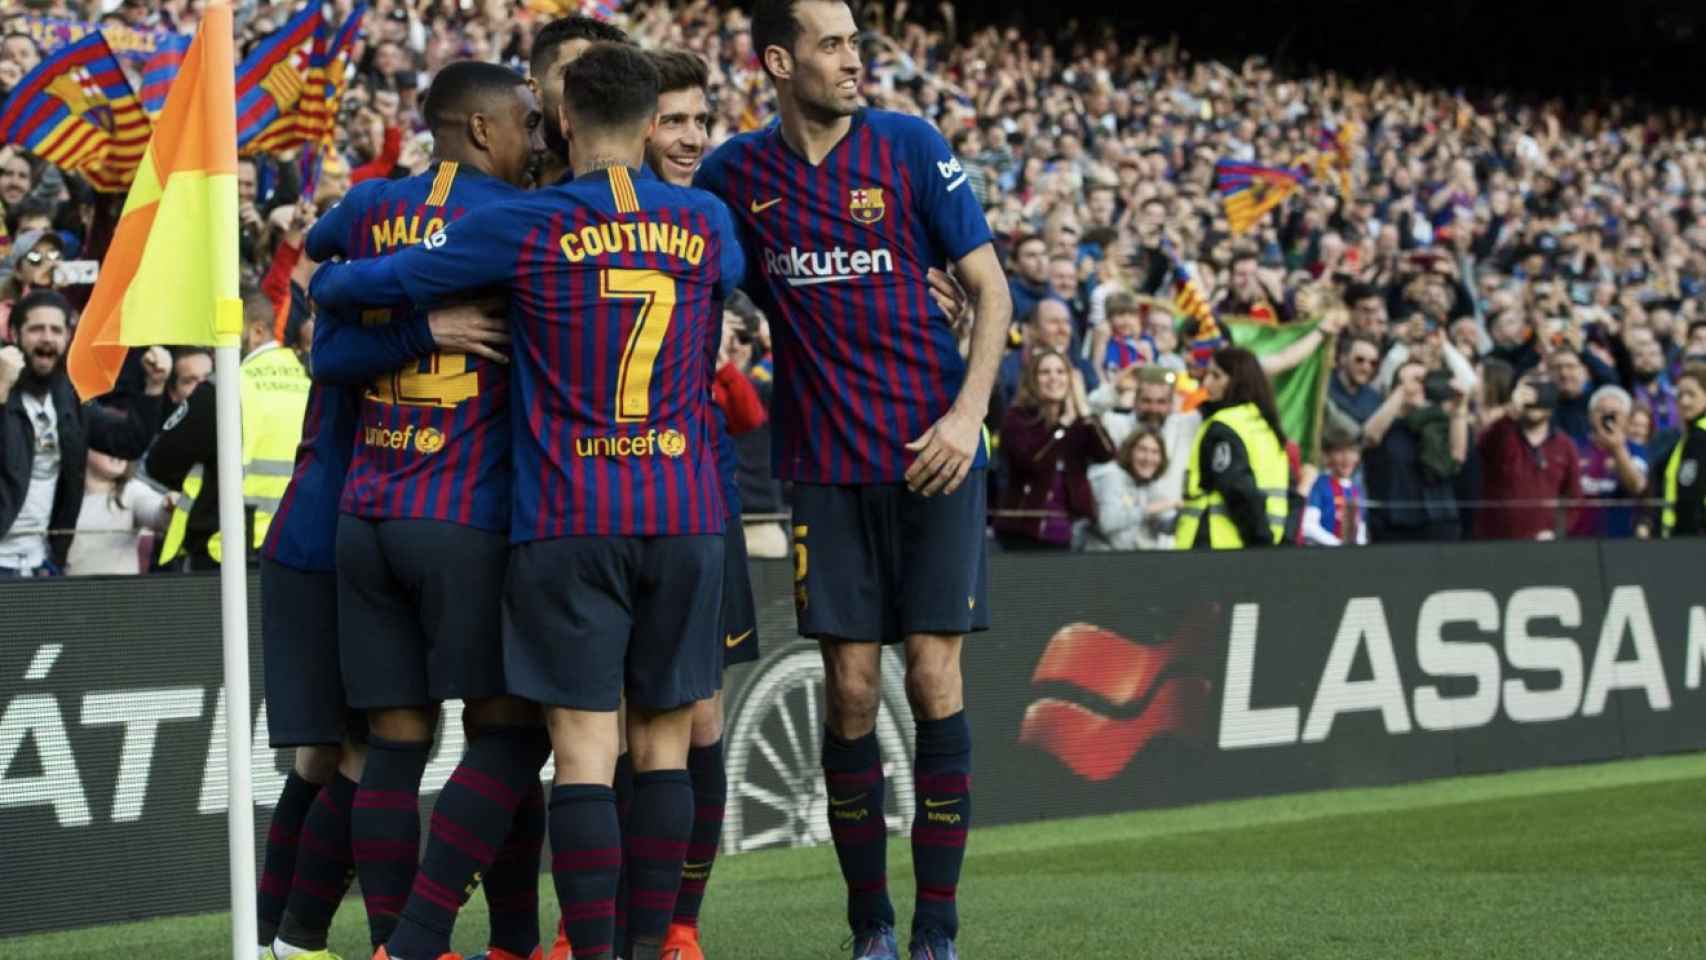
top-left (1160, 237), bottom-right (1219, 342)
top-left (1312, 122), bottom-right (1357, 203)
top-left (0, 32), bottom-right (151, 192)
top-left (1215, 161), bottom-right (1306, 235)
top-left (235, 1), bottom-right (323, 154)
top-left (68, 0), bottom-right (239, 401)
top-left (297, 5), bottom-right (366, 194)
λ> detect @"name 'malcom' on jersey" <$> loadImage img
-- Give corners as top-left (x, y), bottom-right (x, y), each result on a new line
top-left (309, 164), bottom-right (745, 541)
top-left (311, 161), bottom-right (520, 533)
top-left (695, 108), bottom-right (995, 485)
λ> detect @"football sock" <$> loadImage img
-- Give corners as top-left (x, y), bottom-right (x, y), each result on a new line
top-left (387, 727), bottom-right (550, 959)
top-left (484, 777), bottom-right (548, 957)
top-left (911, 711), bottom-right (972, 941)
top-left (257, 771), bottom-right (321, 946)
top-left (672, 740), bottom-right (726, 928)
top-left (623, 770), bottom-right (693, 952)
top-left (275, 773), bottom-right (358, 951)
top-left (352, 736), bottom-right (431, 947)
top-left (612, 751), bottom-right (635, 959)
top-left (822, 729), bottom-right (894, 932)
top-left (549, 783), bottom-right (620, 960)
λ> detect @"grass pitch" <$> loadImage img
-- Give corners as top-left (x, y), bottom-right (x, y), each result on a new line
top-left (13, 754), bottom-right (1706, 958)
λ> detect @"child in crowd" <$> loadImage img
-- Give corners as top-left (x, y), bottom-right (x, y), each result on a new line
top-left (65, 450), bottom-right (174, 576)
top-left (1303, 429), bottom-right (1368, 546)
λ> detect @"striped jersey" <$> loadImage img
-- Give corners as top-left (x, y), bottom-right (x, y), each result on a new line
top-left (694, 108), bottom-right (995, 484)
top-left (262, 191), bottom-right (449, 570)
top-left (309, 161), bottom-right (520, 532)
top-left (309, 165), bottom-right (745, 540)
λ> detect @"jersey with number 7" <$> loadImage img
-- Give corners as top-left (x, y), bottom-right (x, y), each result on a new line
top-left (308, 164), bottom-right (746, 541)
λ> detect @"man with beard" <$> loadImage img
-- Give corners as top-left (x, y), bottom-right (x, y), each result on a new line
top-left (0, 290), bottom-right (169, 576)
top-left (528, 15), bottom-right (632, 186)
top-left (1628, 326), bottom-right (1680, 442)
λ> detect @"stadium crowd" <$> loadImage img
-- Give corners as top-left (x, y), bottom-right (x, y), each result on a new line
top-left (3, 0), bottom-right (1706, 576)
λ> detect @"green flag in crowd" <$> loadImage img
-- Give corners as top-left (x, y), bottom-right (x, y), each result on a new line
top-left (1226, 320), bottom-right (1332, 462)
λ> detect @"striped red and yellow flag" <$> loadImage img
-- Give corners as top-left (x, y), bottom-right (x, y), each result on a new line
top-left (1214, 161), bottom-right (1306, 236)
top-left (68, 0), bottom-right (240, 400)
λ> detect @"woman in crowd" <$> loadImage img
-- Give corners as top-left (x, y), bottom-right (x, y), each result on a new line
top-left (65, 450), bottom-right (175, 577)
top-left (995, 348), bottom-right (1116, 550)
top-left (1087, 426), bottom-right (1179, 550)
top-left (1642, 364), bottom-right (1706, 538)
top-left (1177, 346), bottom-right (1290, 549)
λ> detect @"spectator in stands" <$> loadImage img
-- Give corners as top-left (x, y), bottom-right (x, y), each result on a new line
top-left (1177, 346), bottom-right (1289, 549)
top-left (1346, 284), bottom-right (1390, 344)
top-left (0, 229), bottom-right (65, 340)
top-left (994, 297), bottom-right (1097, 420)
top-left (1627, 327), bottom-right (1680, 442)
top-left (1363, 359), bottom-right (1469, 542)
top-left (1642, 364), bottom-right (1706, 538)
top-left (65, 450), bottom-right (174, 576)
top-left (1302, 428), bottom-right (1367, 546)
top-left (0, 146), bottom-right (32, 213)
top-left (1047, 255), bottom-right (1086, 336)
top-left (1007, 234), bottom-right (1051, 328)
top-left (1629, 402), bottom-right (1656, 448)
top-left (1092, 291), bottom-right (1150, 382)
top-left (1547, 348), bottom-right (1598, 446)
top-left (1086, 427), bottom-right (1178, 550)
top-left (1215, 251), bottom-right (1291, 324)
top-left (0, 291), bottom-right (169, 576)
top-left (995, 349), bottom-right (1115, 551)
top-left (1571, 385), bottom-right (1648, 539)
top-left (1478, 371), bottom-right (1582, 540)
top-left (1325, 332), bottom-right (1384, 435)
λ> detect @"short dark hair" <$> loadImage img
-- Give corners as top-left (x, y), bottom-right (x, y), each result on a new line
top-left (530, 15), bottom-right (630, 76)
top-left (13, 289), bottom-right (72, 327)
top-left (1688, 318), bottom-right (1706, 341)
top-left (562, 42), bottom-right (658, 129)
top-left (647, 49), bottom-right (709, 95)
top-left (423, 60), bottom-right (526, 132)
top-left (1338, 331), bottom-right (1380, 358)
top-left (1014, 233), bottom-right (1046, 254)
top-left (1344, 282), bottom-right (1381, 306)
top-left (750, 0), bottom-right (800, 76)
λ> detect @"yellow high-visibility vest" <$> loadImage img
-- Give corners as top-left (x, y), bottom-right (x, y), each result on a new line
top-left (1661, 415), bottom-right (1706, 536)
top-left (1176, 402), bottom-right (1288, 549)
top-left (158, 345), bottom-right (308, 565)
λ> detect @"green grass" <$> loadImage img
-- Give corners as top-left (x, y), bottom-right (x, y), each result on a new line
top-left (14, 754), bottom-right (1706, 958)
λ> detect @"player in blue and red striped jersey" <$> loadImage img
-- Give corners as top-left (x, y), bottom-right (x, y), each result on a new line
top-left (304, 62), bottom-right (555, 960)
top-left (311, 44), bottom-right (745, 960)
top-left (693, 3), bottom-right (1014, 958)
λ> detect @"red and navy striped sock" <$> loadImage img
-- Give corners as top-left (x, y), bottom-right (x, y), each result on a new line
top-left (258, 771), bottom-right (321, 946)
top-left (672, 741), bottom-right (726, 929)
top-left (911, 712), bottom-right (972, 941)
top-left (387, 727), bottom-right (550, 959)
top-left (352, 736), bottom-right (431, 947)
top-left (549, 783), bottom-right (620, 960)
top-left (483, 777), bottom-right (547, 957)
top-left (612, 751), bottom-right (635, 960)
top-left (275, 772), bottom-right (358, 951)
top-left (255, 770), bottom-right (320, 941)
top-left (822, 729), bottom-right (894, 932)
top-left (624, 769), bottom-right (693, 952)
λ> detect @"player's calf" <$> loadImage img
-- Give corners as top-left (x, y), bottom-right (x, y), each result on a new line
top-left (544, 707), bottom-right (623, 960)
top-left (903, 634), bottom-right (971, 954)
top-left (354, 707), bottom-right (436, 948)
top-left (273, 741), bottom-right (367, 957)
top-left (624, 704), bottom-right (697, 960)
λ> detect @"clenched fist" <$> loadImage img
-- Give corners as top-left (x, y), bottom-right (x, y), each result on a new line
top-left (0, 344), bottom-right (23, 397)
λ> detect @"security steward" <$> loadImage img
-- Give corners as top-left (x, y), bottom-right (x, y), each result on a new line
top-left (1642, 363), bottom-right (1706, 538)
top-left (1176, 345), bottom-right (1289, 549)
top-left (151, 291), bottom-right (308, 569)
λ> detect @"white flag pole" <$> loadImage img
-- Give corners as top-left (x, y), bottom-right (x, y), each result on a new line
top-left (214, 340), bottom-right (258, 959)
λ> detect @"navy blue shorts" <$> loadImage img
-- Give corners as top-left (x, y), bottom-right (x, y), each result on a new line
top-left (261, 559), bottom-right (359, 747)
top-left (721, 522), bottom-right (758, 669)
top-left (791, 472), bottom-right (990, 645)
top-left (503, 535), bottom-right (723, 712)
top-left (335, 516), bottom-right (509, 710)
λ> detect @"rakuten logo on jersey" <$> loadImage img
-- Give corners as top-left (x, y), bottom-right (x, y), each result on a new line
top-left (762, 245), bottom-right (895, 287)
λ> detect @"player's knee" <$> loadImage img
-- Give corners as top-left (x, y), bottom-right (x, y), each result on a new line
top-left (338, 740), bottom-right (367, 781)
top-left (904, 658), bottom-right (964, 720)
top-left (690, 694), bottom-right (724, 747)
top-left (369, 707), bottom-right (435, 744)
top-left (825, 670), bottom-right (881, 728)
top-left (463, 695), bottom-right (541, 737)
top-left (294, 744), bottom-right (340, 783)
top-left (629, 704), bottom-right (694, 771)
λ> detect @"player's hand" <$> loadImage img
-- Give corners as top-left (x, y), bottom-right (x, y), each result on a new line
top-left (428, 303), bottom-right (510, 363)
top-left (904, 405), bottom-right (982, 497)
top-left (927, 267), bottom-right (970, 326)
top-left (141, 346), bottom-right (173, 395)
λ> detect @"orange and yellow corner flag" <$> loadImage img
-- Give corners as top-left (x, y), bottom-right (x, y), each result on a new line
top-left (68, 0), bottom-right (242, 401)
